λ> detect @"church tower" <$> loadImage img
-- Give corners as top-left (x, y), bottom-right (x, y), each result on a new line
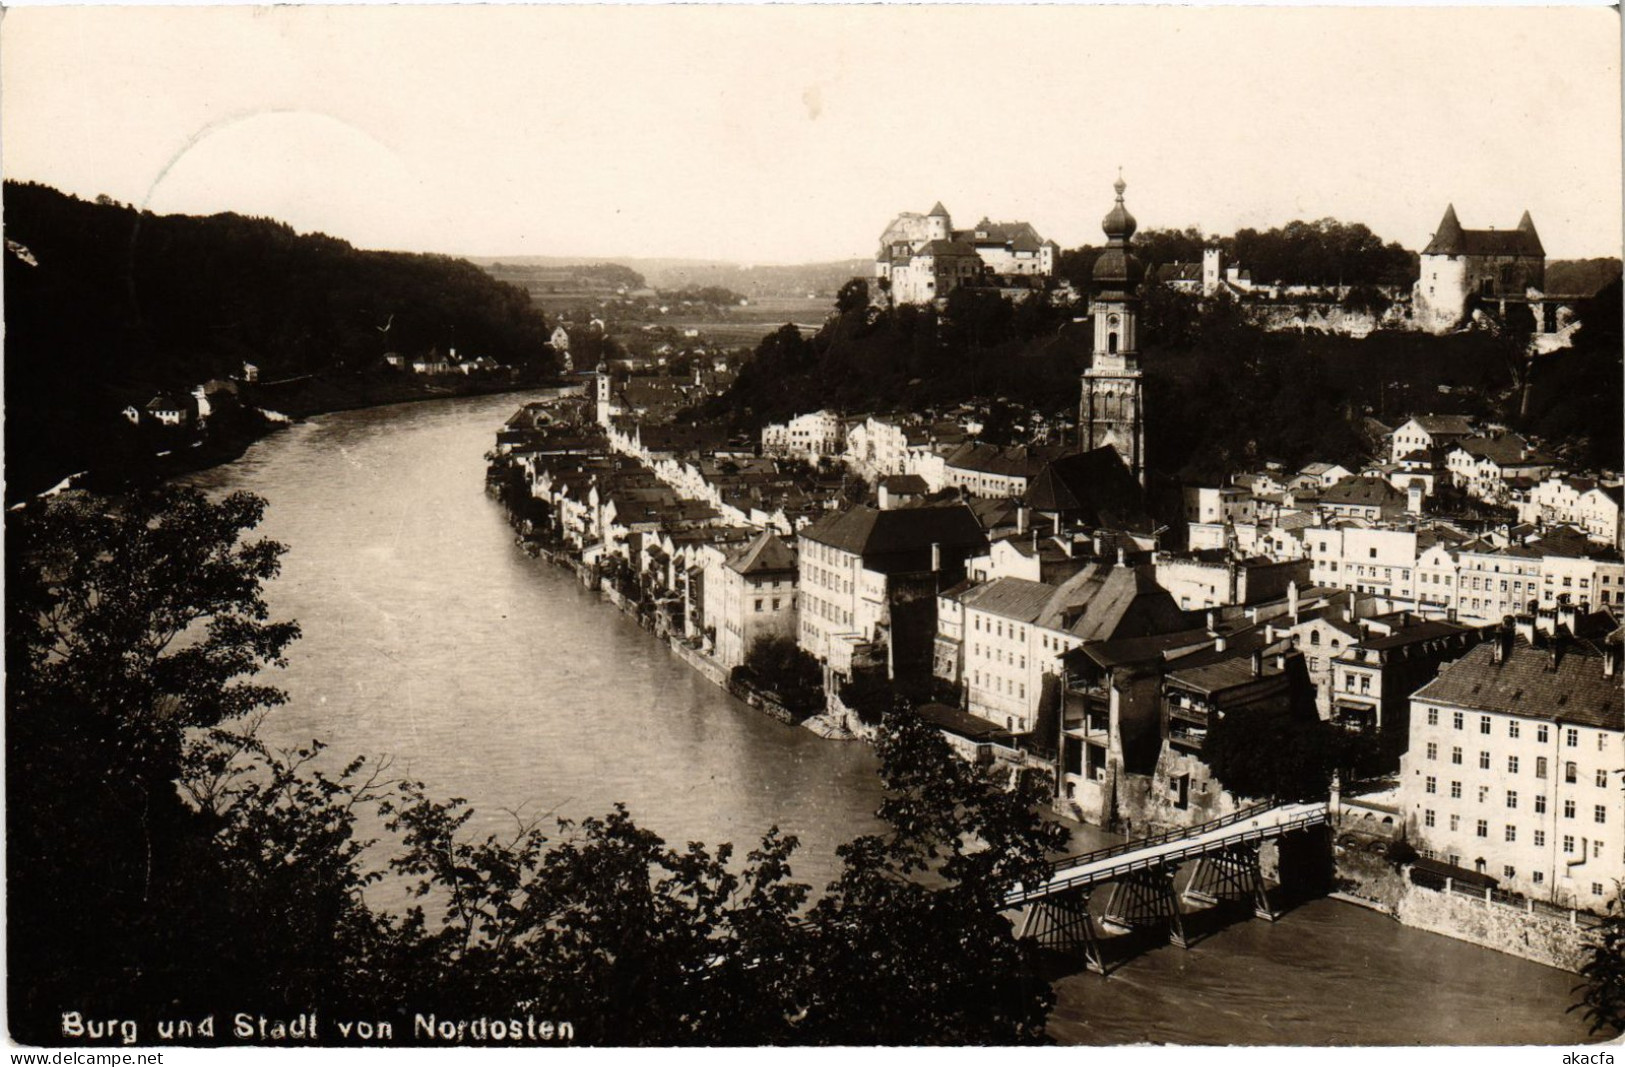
top-left (595, 360), bottom-right (613, 428)
top-left (1080, 174), bottom-right (1146, 486)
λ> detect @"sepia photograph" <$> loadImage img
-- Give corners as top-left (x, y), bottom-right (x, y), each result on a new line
top-left (2, 1), bottom-right (1622, 1052)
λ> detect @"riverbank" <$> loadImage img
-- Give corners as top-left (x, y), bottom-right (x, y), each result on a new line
top-left (25, 374), bottom-right (562, 509)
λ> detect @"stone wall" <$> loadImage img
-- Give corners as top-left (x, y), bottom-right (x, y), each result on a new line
top-left (1394, 879), bottom-right (1595, 973)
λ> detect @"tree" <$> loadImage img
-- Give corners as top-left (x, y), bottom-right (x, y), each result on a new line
top-left (739, 635), bottom-right (824, 712)
top-left (1202, 695), bottom-right (1343, 803)
top-left (6, 486), bottom-right (302, 1037)
top-left (1574, 903), bottom-right (1625, 1037)
top-left (8, 488), bottom-right (1076, 1045)
top-left (798, 708), bottom-right (1071, 1043)
top-left (835, 277), bottom-right (870, 314)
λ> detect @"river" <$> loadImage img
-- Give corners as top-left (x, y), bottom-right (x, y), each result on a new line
top-left (181, 392), bottom-right (1599, 1046)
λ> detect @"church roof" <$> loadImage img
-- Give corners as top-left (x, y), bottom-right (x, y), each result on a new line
top-left (1023, 447), bottom-right (1152, 532)
top-left (1422, 204), bottom-right (1544, 258)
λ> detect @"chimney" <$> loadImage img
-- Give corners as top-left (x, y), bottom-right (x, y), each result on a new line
top-left (1116, 544), bottom-right (1127, 567)
top-left (1206, 609), bottom-right (1216, 632)
top-left (1275, 651), bottom-right (1287, 672)
top-left (1287, 579), bottom-right (1299, 623)
top-left (1214, 634), bottom-right (1227, 652)
top-left (1251, 649), bottom-right (1263, 677)
top-left (1605, 643), bottom-right (1619, 679)
top-left (1547, 634), bottom-right (1563, 672)
top-left (1515, 614), bottom-right (1537, 645)
top-left (1017, 504), bottom-right (1029, 535)
top-left (931, 542), bottom-right (941, 573)
top-left (1093, 533), bottom-right (1105, 557)
top-left (1492, 623), bottom-right (1514, 665)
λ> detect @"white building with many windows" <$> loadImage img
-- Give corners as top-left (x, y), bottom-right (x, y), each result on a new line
top-left (1401, 630), bottom-right (1623, 910)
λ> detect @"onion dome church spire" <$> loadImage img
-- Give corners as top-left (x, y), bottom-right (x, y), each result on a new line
top-left (1092, 172), bottom-right (1145, 298)
top-left (1080, 173), bottom-right (1146, 488)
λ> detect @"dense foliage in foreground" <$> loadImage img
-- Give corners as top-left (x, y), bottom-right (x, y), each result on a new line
top-left (6, 487), bottom-right (1068, 1046)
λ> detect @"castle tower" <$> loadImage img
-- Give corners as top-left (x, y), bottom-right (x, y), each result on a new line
top-left (1080, 174), bottom-right (1146, 486)
top-left (1201, 246), bottom-right (1222, 297)
top-left (595, 360), bottom-right (612, 428)
top-left (926, 201), bottom-right (952, 241)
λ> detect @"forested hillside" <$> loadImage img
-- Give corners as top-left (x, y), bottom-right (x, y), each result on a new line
top-left (693, 274), bottom-right (1623, 482)
top-left (3, 182), bottom-right (555, 499)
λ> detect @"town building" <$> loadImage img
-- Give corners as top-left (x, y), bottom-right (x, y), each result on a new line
top-left (706, 531), bottom-right (799, 672)
top-left (1327, 612), bottom-right (1486, 755)
top-left (1413, 205), bottom-right (1546, 333)
top-left (761, 410), bottom-right (844, 460)
top-left (797, 503), bottom-right (987, 687)
top-left (1402, 627), bottom-right (1623, 910)
top-left (1390, 414), bottom-right (1476, 466)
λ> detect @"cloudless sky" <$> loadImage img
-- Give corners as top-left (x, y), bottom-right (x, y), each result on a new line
top-left (3, 5), bottom-right (1620, 262)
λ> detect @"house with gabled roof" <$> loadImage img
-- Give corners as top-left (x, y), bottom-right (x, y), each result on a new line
top-left (1391, 414), bottom-right (1477, 464)
top-left (706, 530), bottom-right (799, 671)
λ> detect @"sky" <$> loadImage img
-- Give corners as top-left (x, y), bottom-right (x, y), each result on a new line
top-left (2, 5), bottom-right (1621, 263)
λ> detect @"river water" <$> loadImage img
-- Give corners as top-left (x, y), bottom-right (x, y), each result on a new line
top-left (183, 392), bottom-right (1598, 1046)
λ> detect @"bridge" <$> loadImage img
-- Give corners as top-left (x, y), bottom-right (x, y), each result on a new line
top-left (1008, 800), bottom-right (1330, 974)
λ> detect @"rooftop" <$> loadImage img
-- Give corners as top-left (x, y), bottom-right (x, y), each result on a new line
top-left (1412, 637), bottom-right (1621, 729)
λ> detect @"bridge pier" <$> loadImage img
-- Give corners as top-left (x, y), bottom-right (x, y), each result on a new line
top-left (1184, 842), bottom-right (1276, 921)
top-left (1100, 866), bottom-right (1187, 949)
top-left (1019, 889), bottom-right (1106, 974)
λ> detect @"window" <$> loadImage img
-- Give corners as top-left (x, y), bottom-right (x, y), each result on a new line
top-left (1427, 742), bottom-right (1439, 761)
top-left (1564, 835), bottom-right (1576, 854)
top-left (1508, 756), bottom-right (1520, 774)
top-left (1566, 762), bottom-right (1578, 784)
top-left (1505, 825), bottom-right (1516, 842)
top-left (1310, 631), bottom-right (1321, 646)
top-left (1568, 728), bottom-right (1580, 748)
top-left (1535, 830), bottom-right (1546, 847)
top-left (1479, 751), bottom-right (1490, 770)
top-left (1450, 814), bottom-right (1461, 831)
top-left (1476, 820), bottom-right (1488, 838)
top-left (1565, 800), bottom-right (1577, 819)
top-left (1507, 866), bottom-right (1518, 880)
top-left (1537, 757), bottom-right (1548, 779)
top-left (1507, 790), bottom-right (1518, 809)
top-left (1452, 747), bottom-right (1463, 765)
top-left (1424, 809), bottom-right (1436, 827)
top-left (1534, 871), bottom-right (1545, 885)
top-left (1596, 805), bottom-right (1608, 824)
top-left (1453, 711), bottom-right (1464, 731)
top-left (1428, 708), bottom-right (1439, 726)
top-left (1600, 769), bottom-right (1612, 789)
top-left (1538, 725), bottom-right (1549, 744)
top-left (1536, 795), bottom-right (1547, 814)
top-left (1451, 781), bottom-right (1462, 799)
top-left (1480, 716), bottom-right (1491, 735)
top-left (1594, 883), bottom-right (1606, 897)
top-left (1478, 785), bottom-right (1490, 803)
top-left (1426, 776), bottom-right (1438, 795)
top-left (1509, 721), bottom-right (1520, 739)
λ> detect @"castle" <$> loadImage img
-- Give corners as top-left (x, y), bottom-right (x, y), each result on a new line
top-left (1412, 204), bottom-right (1545, 333)
top-left (874, 202), bottom-right (1057, 305)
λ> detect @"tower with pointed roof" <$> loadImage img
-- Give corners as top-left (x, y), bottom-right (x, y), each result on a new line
top-left (1080, 175), bottom-right (1146, 487)
top-left (1414, 203), bottom-right (1546, 333)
